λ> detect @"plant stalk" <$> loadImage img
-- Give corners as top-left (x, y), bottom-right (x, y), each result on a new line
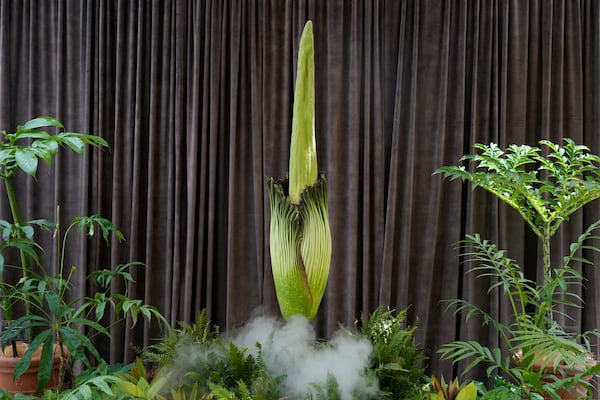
top-left (542, 224), bottom-right (551, 286)
top-left (3, 177), bottom-right (32, 317)
top-left (540, 223), bottom-right (554, 327)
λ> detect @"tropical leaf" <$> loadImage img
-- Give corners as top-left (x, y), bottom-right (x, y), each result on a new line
top-left (20, 116), bottom-right (64, 131)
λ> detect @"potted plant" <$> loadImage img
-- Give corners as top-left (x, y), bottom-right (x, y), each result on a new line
top-left (435, 140), bottom-right (600, 399)
top-left (0, 116), bottom-right (166, 395)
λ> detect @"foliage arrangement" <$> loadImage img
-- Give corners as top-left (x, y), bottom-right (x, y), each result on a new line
top-left (0, 116), bottom-right (166, 394)
top-left (30, 306), bottom-right (428, 400)
top-left (134, 310), bottom-right (285, 400)
top-left (14, 21), bottom-right (600, 400)
top-left (356, 307), bottom-right (427, 399)
top-left (0, 22), bottom-right (424, 400)
top-left (267, 20), bottom-right (332, 321)
top-left (141, 309), bottom-right (219, 369)
top-left (435, 139), bottom-right (600, 399)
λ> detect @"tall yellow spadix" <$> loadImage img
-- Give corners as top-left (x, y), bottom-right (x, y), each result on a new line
top-left (267, 21), bottom-right (332, 321)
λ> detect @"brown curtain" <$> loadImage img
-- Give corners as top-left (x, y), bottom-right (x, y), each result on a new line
top-left (0, 0), bottom-right (599, 384)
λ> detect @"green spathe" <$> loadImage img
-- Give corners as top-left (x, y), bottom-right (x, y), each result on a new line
top-left (268, 176), bottom-right (331, 320)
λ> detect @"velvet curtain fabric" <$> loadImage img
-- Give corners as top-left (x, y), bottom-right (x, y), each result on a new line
top-left (0, 0), bottom-right (599, 383)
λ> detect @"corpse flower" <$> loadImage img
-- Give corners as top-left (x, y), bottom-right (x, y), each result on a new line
top-left (267, 21), bottom-right (331, 321)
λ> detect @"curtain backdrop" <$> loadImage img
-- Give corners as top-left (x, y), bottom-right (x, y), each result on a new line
top-left (0, 0), bottom-right (599, 384)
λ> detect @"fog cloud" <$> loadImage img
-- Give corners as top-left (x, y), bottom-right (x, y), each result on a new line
top-left (231, 313), bottom-right (380, 399)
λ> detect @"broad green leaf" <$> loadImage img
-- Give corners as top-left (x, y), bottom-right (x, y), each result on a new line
top-left (95, 298), bottom-right (107, 321)
top-left (60, 327), bottom-right (101, 362)
top-left (14, 330), bottom-right (52, 380)
top-left (17, 131), bottom-right (51, 140)
top-left (32, 139), bottom-right (59, 164)
top-left (78, 385), bottom-right (92, 399)
top-left (45, 291), bottom-right (61, 316)
top-left (14, 148), bottom-right (38, 176)
top-left (87, 376), bottom-right (114, 395)
top-left (11, 240), bottom-right (40, 263)
top-left (21, 116), bottom-right (64, 131)
top-left (36, 334), bottom-right (56, 393)
top-left (71, 132), bottom-right (109, 148)
top-left (61, 135), bottom-right (85, 154)
top-left (20, 225), bottom-right (35, 240)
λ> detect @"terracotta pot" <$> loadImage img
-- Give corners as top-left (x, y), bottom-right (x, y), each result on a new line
top-left (515, 349), bottom-right (596, 400)
top-left (0, 342), bottom-right (62, 394)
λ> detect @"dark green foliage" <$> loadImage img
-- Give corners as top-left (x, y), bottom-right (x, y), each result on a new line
top-left (143, 307), bottom-right (429, 400)
top-left (141, 310), bottom-right (285, 399)
top-left (211, 343), bottom-right (260, 390)
top-left (26, 306), bottom-right (432, 399)
top-left (150, 339), bottom-right (284, 400)
top-left (358, 307), bottom-right (427, 399)
top-left (142, 309), bottom-right (219, 367)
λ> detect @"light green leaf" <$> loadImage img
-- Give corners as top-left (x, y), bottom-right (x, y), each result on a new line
top-left (78, 384), bottom-right (92, 399)
top-left (32, 139), bottom-right (59, 163)
top-left (456, 382), bottom-right (477, 400)
top-left (61, 135), bottom-right (85, 154)
top-left (21, 116), bottom-right (64, 131)
top-left (15, 148), bottom-right (38, 176)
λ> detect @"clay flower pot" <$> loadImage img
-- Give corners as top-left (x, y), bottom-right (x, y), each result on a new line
top-left (515, 349), bottom-right (596, 400)
top-left (0, 342), bottom-right (61, 394)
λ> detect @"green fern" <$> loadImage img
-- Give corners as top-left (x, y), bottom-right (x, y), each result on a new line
top-left (148, 328), bottom-right (286, 400)
top-left (358, 307), bottom-right (427, 399)
top-left (308, 373), bottom-right (342, 400)
top-left (143, 309), bottom-right (219, 368)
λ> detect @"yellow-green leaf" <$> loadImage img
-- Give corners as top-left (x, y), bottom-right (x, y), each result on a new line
top-left (456, 382), bottom-right (477, 400)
